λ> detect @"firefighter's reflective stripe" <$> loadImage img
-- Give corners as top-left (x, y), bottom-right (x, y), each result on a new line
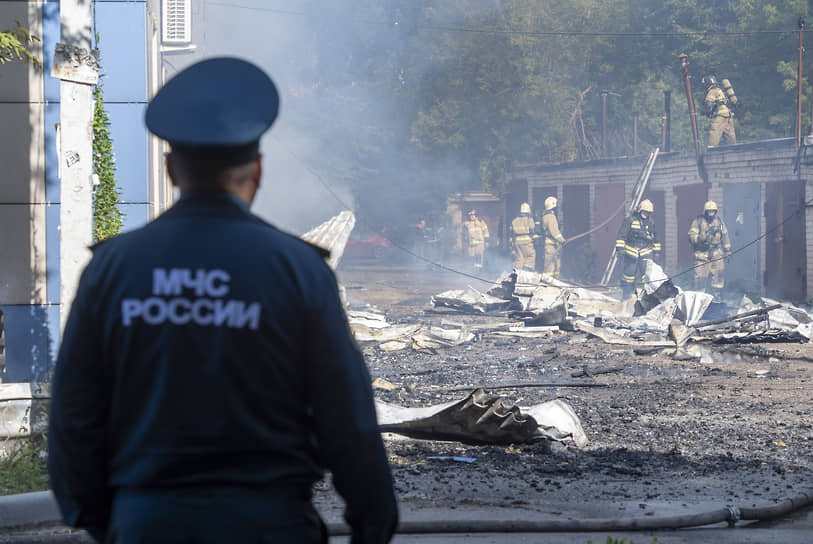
top-left (618, 215), bottom-right (657, 252)
top-left (514, 235), bottom-right (532, 242)
top-left (545, 237), bottom-right (559, 245)
top-left (623, 246), bottom-right (652, 257)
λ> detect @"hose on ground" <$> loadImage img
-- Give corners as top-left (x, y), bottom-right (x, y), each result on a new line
top-left (326, 491), bottom-right (813, 535)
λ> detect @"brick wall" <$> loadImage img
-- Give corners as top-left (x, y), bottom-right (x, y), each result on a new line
top-left (513, 138), bottom-right (813, 300)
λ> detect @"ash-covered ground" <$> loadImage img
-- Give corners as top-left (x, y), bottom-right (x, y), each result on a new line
top-left (315, 261), bottom-right (813, 523)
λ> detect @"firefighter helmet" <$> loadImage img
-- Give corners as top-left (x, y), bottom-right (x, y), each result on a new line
top-left (702, 75), bottom-right (718, 88)
top-left (468, 209), bottom-right (476, 216)
top-left (638, 199), bottom-right (654, 213)
top-left (703, 200), bottom-right (718, 212)
top-left (544, 196), bottom-right (558, 210)
top-left (520, 202), bottom-right (531, 214)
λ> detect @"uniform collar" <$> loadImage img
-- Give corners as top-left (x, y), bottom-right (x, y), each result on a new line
top-left (177, 190), bottom-right (252, 214)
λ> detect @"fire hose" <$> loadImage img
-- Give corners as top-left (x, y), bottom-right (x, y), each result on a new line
top-left (562, 199), bottom-right (627, 245)
top-left (326, 491), bottom-right (813, 535)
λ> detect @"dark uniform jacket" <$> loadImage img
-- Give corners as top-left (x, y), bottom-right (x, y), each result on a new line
top-left (48, 192), bottom-right (397, 541)
top-left (616, 213), bottom-right (661, 258)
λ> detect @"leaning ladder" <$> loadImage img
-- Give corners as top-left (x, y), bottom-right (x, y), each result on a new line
top-left (599, 148), bottom-right (660, 286)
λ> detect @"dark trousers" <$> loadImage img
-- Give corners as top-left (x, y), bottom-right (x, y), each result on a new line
top-left (621, 254), bottom-right (645, 299)
top-left (105, 487), bottom-right (327, 544)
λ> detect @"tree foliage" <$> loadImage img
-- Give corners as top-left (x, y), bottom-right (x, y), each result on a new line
top-left (0, 21), bottom-right (41, 67)
top-left (285, 0), bottom-right (812, 225)
top-left (92, 84), bottom-right (124, 242)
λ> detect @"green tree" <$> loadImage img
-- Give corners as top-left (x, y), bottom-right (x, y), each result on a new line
top-left (280, 1), bottom-right (812, 224)
top-left (92, 83), bottom-right (124, 242)
top-left (0, 21), bottom-right (40, 67)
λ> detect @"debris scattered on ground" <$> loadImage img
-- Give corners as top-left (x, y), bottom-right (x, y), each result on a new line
top-left (322, 262), bottom-right (813, 523)
top-left (375, 388), bottom-right (588, 447)
top-left (372, 377), bottom-right (397, 391)
top-left (350, 259), bottom-right (812, 357)
top-left (426, 456), bottom-right (477, 463)
top-left (431, 287), bottom-right (516, 313)
top-left (570, 366), bottom-right (624, 378)
top-left (347, 308), bottom-right (475, 351)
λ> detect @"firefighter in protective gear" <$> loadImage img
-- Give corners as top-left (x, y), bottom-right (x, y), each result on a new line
top-left (510, 202), bottom-right (538, 271)
top-left (541, 196), bottom-right (566, 277)
top-left (688, 200), bottom-right (731, 296)
top-left (616, 199), bottom-right (661, 299)
top-left (703, 75), bottom-right (736, 147)
top-left (462, 209), bottom-right (489, 269)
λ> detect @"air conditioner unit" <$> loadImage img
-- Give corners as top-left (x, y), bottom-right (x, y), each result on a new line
top-left (162, 0), bottom-right (192, 44)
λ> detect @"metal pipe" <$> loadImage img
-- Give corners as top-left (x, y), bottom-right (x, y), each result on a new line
top-left (601, 90), bottom-right (608, 157)
top-left (797, 17), bottom-right (805, 149)
top-left (664, 89), bottom-right (671, 152)
top-left (633, 111), bottom-right (639, 155)
top-left (679, 53), bottom-right (707, 182)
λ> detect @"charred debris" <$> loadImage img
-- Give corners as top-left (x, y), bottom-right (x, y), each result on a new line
top-left (309, 212), bottom-right (812, 448)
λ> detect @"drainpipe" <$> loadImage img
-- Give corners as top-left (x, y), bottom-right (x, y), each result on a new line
top-left (633, 112), bottom-right (639, 155)
top-left (797, 17), bottom-right (805, 149)
top-left (678, 53), bottom-right (707, 183)
top-left (663, 90), bottom-right (671, 152)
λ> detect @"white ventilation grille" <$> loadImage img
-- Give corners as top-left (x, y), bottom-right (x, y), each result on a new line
top-left (162, 0), bottom-right (192, 44)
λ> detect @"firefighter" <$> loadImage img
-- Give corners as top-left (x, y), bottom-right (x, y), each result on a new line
top-left (688, 200), bottom-right (731, 296)
top-left (462, 209), bottom-right (489, 269)
top-left (541, 196), bottom-right (566, 277)
top-left (703, 75), bottom-right (736, 147)
top-left (510, 202), bottom-right (538, 271)
top-left (616, 199), bottom-right (661, 299)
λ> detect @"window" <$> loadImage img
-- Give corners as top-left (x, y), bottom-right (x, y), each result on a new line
top-left (162, 0), bottom-right (191, 44)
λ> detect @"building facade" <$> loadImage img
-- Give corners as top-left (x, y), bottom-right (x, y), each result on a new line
top-left (0, 0), bottom-right (167, 381)
top-left (510, 139), bottom-right (812, 301)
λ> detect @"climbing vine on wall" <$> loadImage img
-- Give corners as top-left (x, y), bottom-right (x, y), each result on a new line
top-left (92, 83), bottom-right (124, 242)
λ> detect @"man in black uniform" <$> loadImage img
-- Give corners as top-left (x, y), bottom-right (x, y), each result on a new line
top-left (615, 199), bottom-right (661, 300)
top-left (48, 58), bottom-right (398, 543)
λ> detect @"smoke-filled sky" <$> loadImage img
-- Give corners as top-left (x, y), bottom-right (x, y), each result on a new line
top-left (165, 0), bottom-right (811, 239)
top-left (178, 2), bottom-right (347, 234)
top-left (166, 1), bottom-right (439, 235)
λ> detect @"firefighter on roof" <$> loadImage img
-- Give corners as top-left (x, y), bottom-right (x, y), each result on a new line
top-left (510, 202), bottom-right (538, 271)
top-left (616, 199), bottom-right (660, 299)
top-left (689, 200), bottom-right (731, 297)
top-left (703, 75), bottom-right (737, 147)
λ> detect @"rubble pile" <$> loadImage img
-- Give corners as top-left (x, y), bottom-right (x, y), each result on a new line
top-left (325, 217), bottom-right (811, 456)
top-left (345, 258), bottom-right (811, 402)
top-left (422, 260), bottom-right (812, 353)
